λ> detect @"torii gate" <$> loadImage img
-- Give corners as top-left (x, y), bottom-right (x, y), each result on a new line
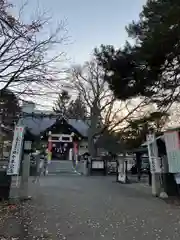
top-left (47, 132), bottom-right (78, 162)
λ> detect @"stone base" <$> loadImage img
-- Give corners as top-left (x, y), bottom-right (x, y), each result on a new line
top-left (159, 191), bottom-right (168, 199)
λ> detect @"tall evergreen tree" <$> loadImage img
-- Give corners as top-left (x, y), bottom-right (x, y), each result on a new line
top-left (53, 91), bottom-right (87, 119)
top-left (67, 94), bottom-right (87, 119)
top-left (120, 111), bottom-right (169, 149)
top-left (95, 0), bottom-right (180, 109)
top-left (53, 90), bottom-right (71, 116)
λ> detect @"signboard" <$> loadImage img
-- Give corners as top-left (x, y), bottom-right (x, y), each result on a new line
top-left (92, 161), bottom-right (104, 169)
top-left (49, 134), bottom-right (72, 143)
top-left (117, 158), bottom-right (126, 183)
top-left (146, 134), bottom-right (161, 173)
top-left (7, 126), bottom-right (25, 175)
top-left (149, 156), bottom-right (161, 173)
top-left (164, 131), bottom-right (180, 173)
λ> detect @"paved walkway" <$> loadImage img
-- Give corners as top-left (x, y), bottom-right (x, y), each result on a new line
top-left (1, 175), bottom-right (180, 239)
top-left (47, 160), bottom-right (84, 175)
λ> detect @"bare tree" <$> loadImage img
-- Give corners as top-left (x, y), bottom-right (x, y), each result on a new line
top-left (68, 59), bottom-right (148, 156)
top-left (0, 0), bottom-right (67, 97)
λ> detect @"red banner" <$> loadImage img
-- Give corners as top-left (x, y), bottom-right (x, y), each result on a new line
top-left (73, 142), bottom-right (78, 154)
top-left (48, 137), bottom-right (52, 152)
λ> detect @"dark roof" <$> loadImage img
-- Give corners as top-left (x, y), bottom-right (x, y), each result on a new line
top-left (68, 119), bottom-right (88, 137)
top-left (20, 117), bottom-right (56, 136)
top-left (19, 116), bottom-right (89, 137)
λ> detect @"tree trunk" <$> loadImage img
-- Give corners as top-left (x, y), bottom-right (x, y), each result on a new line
top-left (0, 113), bottom-right (3, 159)
top-left (88, 102), bottom-right (100, 158)
top-left (88, 134), bottom-right (97, 158)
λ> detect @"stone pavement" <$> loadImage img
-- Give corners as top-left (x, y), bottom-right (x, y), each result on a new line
top-left (48, 160), bottom-right (86, 176)
top-left (48, 160), bottom-right (75, 175)
top-left (126, 174), bottom-right (152, 195)
top-left (1, 175), bottom-right (180, 239)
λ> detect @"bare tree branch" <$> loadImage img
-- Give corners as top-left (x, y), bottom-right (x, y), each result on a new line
top-left (0, 1), bottom-right (68, 99)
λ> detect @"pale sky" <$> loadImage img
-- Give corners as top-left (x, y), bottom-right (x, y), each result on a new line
top-left (13, 0), bottom-right (147, 109)
top-left (15, 0), bottom-right (147, 64)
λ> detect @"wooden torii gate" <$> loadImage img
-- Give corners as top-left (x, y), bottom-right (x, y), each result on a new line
top-left (47, 132), bottom-right (78, 162)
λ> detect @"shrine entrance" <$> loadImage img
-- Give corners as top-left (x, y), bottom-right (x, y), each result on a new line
top-left (48, 133), bottom-right (77, 161)
top-left (47, 133), bottom-right (80, 174)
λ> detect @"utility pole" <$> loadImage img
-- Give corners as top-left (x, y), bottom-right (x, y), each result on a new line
top-left (88, 100), bottom-right (101, 158)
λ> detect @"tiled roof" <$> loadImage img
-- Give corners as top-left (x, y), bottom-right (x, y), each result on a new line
top-left (19, 116), bottom-right (89, 137)
top-left (20, 117), bottom-right (57, 136)
top-left (68, 119), bottom-right (88, 137)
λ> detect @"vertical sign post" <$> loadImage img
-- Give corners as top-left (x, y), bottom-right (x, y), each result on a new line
top-left (146, 133), bottom-right (161, 196)
top-left (7, 126), bottom-right (25, 175)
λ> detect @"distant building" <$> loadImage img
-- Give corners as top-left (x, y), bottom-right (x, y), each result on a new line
top-left (19, 102), bottom-right (89, 160)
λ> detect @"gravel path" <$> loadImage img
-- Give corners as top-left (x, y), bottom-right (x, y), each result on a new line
top-left (1, 175), bottom-right (180, 239)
